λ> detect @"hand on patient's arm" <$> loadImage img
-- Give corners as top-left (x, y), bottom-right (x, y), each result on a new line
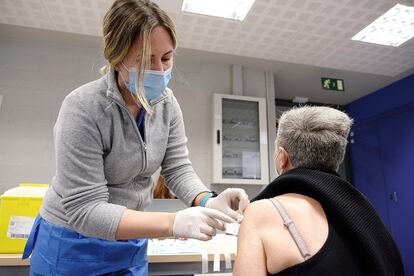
top-left (206, 188), bottom-right (250, 222)
top-left (233, 203), bottom-right (268, 276)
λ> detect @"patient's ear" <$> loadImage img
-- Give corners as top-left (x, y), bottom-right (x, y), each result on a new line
top-left (277, 147), bottom-right (290, 173)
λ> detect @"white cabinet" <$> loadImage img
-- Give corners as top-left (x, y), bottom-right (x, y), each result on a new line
top-left (212, 94), bottom-right (269, 185)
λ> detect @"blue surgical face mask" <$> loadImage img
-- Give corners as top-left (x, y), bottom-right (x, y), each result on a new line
top-left (122, 63), bottom-right (172, 101)
top-left (122, 64), bottom-right (137, 96)
top-left (143, 68), bottom-right (172, 101)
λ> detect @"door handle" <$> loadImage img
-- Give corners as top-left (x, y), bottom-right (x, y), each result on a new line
top-left (389, 192), bottom-right (398, 203)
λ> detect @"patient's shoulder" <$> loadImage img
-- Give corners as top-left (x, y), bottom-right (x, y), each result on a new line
top-left (245, 194), bottom-right (325, 223)
top-left (243, 199), bottom-right (273, 220)
top-left (253, 194), bottom-right (328, 240)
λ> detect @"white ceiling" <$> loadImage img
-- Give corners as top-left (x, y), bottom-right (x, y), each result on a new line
top-left (0, 0), bottom-right (413, 77)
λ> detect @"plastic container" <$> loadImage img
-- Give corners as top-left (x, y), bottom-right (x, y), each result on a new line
top-left (0, 183), bottom-right (48, 253)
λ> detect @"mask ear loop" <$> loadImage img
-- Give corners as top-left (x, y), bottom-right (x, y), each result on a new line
top-left (118, 69), bottom-right (128, 86)
top-left (120, 62), bottom-right (134, 85)
top-left (117, 63), bottom-right (142, 109)
top-left (275, 148), bottom-right (285, 175)
top-left (115, 62), bottom-right (128, 86)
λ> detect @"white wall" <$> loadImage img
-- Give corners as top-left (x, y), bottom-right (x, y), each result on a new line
top-left (0, 28), bottom-right (274, 198)
top-left (0, 34), bottom-right (104, 193)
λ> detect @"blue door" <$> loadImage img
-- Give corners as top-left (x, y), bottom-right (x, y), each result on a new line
top-left (349, 120), bottom-right (390, 225)
top-left (350, 107), bottom-right (414, 275)
top-left (377, 108), bottom-right (414, 275)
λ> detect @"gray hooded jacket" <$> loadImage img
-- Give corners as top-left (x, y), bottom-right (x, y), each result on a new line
top-left (40, 69), bottom-right (207, 240)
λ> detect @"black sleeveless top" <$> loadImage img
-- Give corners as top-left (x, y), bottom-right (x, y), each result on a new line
top-left (269, 222), bottom-right (363, 276)
top-left (253, 168), bottom-right (404, 276)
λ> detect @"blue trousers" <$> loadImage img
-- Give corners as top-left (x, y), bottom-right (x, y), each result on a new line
top-left (23, 216), bottom-right (148, 276)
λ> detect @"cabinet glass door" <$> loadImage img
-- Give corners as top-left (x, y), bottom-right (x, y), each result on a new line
top-left (222, 98), bottom-right (261, 180)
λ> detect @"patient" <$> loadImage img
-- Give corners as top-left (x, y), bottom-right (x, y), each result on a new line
top-left (233, 106), bottom-right (403, 276)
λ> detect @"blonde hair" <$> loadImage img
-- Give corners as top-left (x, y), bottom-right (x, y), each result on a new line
top-left (101, 0), bottom-right (177, 113)
top-left (153, 176), bottom-right (175, 199)
top-left (276, 106), bottom-right (353, 171)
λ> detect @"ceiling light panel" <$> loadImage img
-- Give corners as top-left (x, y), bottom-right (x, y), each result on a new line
top-left (182, 0), bottom-right (256, 21)
top-left (351, 4), bottom-right (414, 47)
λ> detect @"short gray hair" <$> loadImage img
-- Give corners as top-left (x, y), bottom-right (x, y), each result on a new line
top-left (276, 106), bottom-right (353, 171)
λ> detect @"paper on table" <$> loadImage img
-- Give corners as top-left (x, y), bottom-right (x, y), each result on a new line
top-left (213, 252), bottom-right (220, 272)
top-left (224, 252), bottom-right (232, 269)
top-left (148, 238), bottom-right (204, 255)
top-left (202, 251), bottom-right (208, 273)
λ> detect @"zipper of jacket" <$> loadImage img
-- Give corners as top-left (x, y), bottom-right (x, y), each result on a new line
top-left (108, 92), bottom-right (167, 173)
top-left (140, 95), bottom-right (167, 172)
top-left (142, 116), bottom-right (148, 172)
top-left (109, 97), bottom-right (148, 174)
top-left (141, 95), bottom-right (168, 172)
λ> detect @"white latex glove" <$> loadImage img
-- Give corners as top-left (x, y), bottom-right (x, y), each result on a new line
top-left (206, 188), bottom-right (249, 222)
top-left (172, 206), bottom-right (235, 241)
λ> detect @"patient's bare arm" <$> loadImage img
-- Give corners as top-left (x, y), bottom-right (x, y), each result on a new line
top-left (233, 203), bottom-right (268, 276)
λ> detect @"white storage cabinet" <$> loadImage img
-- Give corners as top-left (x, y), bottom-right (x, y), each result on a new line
top-left (212, 94), bottom-right (269, 185)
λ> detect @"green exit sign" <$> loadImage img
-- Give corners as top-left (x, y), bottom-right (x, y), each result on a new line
top-left (321, 78), bottom-right (345, 92)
